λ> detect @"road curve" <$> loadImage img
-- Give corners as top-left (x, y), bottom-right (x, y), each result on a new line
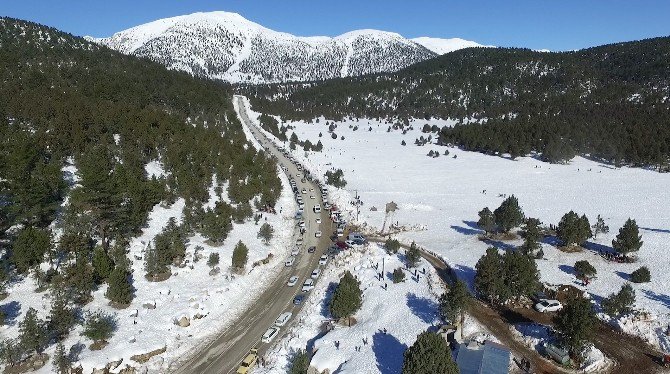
top-left (173, 96), bottom-right (335, 374)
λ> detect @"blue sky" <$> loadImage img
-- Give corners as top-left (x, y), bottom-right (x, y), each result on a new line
top-left (1, 0), bottom-right (669, 51)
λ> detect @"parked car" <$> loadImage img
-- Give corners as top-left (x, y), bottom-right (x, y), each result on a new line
top-left (318, 255), bottom-right (328, 265)
top-left (274, 312), bottom-right (292, 327)
top-left (261, 327), bottom-right (280, 343)
top-left (287, 276), bottom-right (298, 287)
top-left (535, 299), bottom-right (563, 313)
top-left (345, 240), bottom-right (356, 248)
top-left (315, 231), bottom-right (322, 238)
top-left (307, 246), bottom-right (317, 253)
top-left (315, 217), bottom-right (322, 224)
top-left (298, 221), bottom-right (306, 228)
top-left (236, 349), bottom-right (259, 374)
top-left (296, 238), bottom-right (304, 246)
top-left (302, 279), bottom-right (315, 292)
top-left (313, 205), bottom-right (321, 213)
top-left (285, 256), bottom-right (296, 267)
top-left (301, 188), bottom-right (307, 194)
top-left (291, 247), bottom-right (300, 256)
top-left (293, 294), bottom-right (305, 305)
top-left (311, 268), bottom-right (321, 279)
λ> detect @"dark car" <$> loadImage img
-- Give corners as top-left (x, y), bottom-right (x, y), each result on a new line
top-left (307, 246), bottom-right (317, 253)
top-left (293, 294), bottom-right (305, 305)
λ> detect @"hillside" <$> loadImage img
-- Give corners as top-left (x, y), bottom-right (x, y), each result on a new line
top-left (245, 37), bottom-right (670, 168)
top-left (0, 17), bottom-right (283, 371)
top-left (93, 11), bottom-right (484, 84)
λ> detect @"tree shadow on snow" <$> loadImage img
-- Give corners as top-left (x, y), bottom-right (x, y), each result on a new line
top-left (450, 225), bottom-right (480, 236)
top-left (0, 301), bottom-right (21, 326)
top-left (582, 241), bottom-right (614, 255)
top-left (641, 290), bottom-right (670, 309)
top-left (463, 220), bottom-right (481, 230)
top-left (68, 342), bottom-right (85, 362)
top-left (373, 331), bottom-right (408, 374)
top-left (451, 265), bottom-right (476, 290)
top-left (640, 227), bottom-right (670, 234)
top-left (406, 292), bottom-right (438, 324)
top-left (614, 271), bottom-right (630, 281)
top-left (482, 238), bottom-right (516, 251)
top-left (319, 282), bottom-right (338, 318)
top-left (558, 264), bottom-right (574, 276)
top-left (541, 235), bottom-right (562, 247)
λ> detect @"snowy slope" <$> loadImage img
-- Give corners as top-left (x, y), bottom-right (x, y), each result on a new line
top-left (94, 11), bottom-right (482, 83)
top-left (411, 37), bottom-right (490, 54)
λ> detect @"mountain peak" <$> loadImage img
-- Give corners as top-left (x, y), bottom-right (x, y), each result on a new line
top-left (96, 12), bottom-right (487, 83)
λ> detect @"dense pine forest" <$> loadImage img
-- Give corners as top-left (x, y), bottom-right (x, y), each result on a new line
top-left (0, 15), bottom-right (280, 344)
top-left (244, 37), bottom-right (670, 168)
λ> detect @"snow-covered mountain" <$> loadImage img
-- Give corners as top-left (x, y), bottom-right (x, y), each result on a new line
top-left (412, 36), bottom-right (489, 55)
top-left (94, 11), bottom-right (485, 84)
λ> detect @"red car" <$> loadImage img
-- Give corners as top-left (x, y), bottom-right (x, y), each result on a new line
top-left (336, 241), bottom-right (348, 250)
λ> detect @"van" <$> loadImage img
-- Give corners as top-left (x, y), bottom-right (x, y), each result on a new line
top-left (261, 326), bottom-right (280, 343)
top-left (274, 312), bottom-right (292, 327)
top-left (347, 232), bottom-right (365, 242)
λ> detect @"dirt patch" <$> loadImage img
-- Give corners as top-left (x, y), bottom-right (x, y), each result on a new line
top-left (89, 340), bottom-right (109, 351)
top-left (131, 346), bottom-right (167, 364)
top-left (145, 271), bottom-right (171, 282)
top-left (558, 245), bottom-right (583, 253)
top-left (3, 353), bottom-right (49, 374)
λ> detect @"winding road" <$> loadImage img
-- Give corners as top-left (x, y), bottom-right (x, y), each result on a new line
top-left (173, 96), bottom-right (335, 374)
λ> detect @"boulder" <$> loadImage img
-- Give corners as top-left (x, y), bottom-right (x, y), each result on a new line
top-left (209, 266), bottom-right (220, 276)
top-left (177, 316), bottom-right (190, 327)
top-left (142, 301), bottom-right (156, 309)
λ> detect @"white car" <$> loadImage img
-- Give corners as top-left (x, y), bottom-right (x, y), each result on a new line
top-left (315, 218), bottom-right (322, 224)
top-left (318, 255), bottom-right (328, 266)
top-left (296, 238), bottom-right (304, 246)
top-left (535, 299), bottom-right (563, 313)
top-left (345, 240), bottom-right (356, 247)
top-left (287, 276), bottom-right (298, 287)
top-left (311, 268), bottom-right (321, 279)
top-left (302, 279), bottom-right (315, 292)
top-left (298, 221), bottom-right (306, 228)
top-left (301, 189), bottom-right (307, 194)
top-left (261, 326), bottom-right (280, 343)
top-left (310, 195), bottom-right (315, 200)
top-left (274, 312), bottom-right (292, 327)
top-left (309, 188), bottom-right (314, 192)
top-left (284, 256), bottom-right (296, 267)
top-left (291, 247), bottom-right (300, 256)
top-left (315, 231), bottom-right (322, 238)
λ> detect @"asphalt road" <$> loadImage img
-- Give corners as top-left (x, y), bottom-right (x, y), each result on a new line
top-left (173, 96), bottom-right (336, 374)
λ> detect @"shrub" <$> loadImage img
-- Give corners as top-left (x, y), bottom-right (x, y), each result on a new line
top-left (630, 266), bottom-right (650, 283)
top-left (208, 252), bottom-right (220, 268)
top-left (392, 268), bottom-right (405, 283)
top-left (385, 238), bottom-right (401, 254)
top-left (574, 260), bottom-right (597, 279)
top-left (82, 310), bottom-right (117, 342)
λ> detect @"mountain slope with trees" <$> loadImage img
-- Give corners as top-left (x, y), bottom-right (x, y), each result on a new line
top-left (245, 36), bottom-right (670, 168)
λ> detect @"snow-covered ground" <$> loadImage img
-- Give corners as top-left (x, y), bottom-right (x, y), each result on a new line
top-left (257, 243), bottom-right (455, 374)
top-left (243, 100), bottom-right (670, 353)
top-left (1, 139), bottom-right (296, 373)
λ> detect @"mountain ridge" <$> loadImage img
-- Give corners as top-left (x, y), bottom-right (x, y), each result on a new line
top-left (93, 11), bottom-right (486, 83)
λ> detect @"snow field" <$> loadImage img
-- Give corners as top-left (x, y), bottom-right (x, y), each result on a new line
top-left (249, 109), bottom-right (670, 353)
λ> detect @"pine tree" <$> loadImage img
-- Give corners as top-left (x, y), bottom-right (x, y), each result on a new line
top-left (501, 250), bottom-right (540, 300)
top-left (406, 242), bottom-right (421, 268)
top-left (144, 243), bottom-right (167, 278)
top-left (232, 240), bottom-right (249, 270)
top-left (602, 283), bottom-right (635, 317)
top-left (557, 211), bottom-right (592, 247)
top-left (574, 260), bottom-right (597, 279)
top-left (49, 291), bottom-right (76, 341)
top-left (92, 246), bottom-right (114, 283)
top-left (474, 247), bottom-right (504, 304)
top-left (520, 218), bottom-right (542, 256)
top-left (106, 266), bottom-right (133, 305)
top-left (19, 307), bottom-right (47, 354)
top-left (402, 331), bottom-right (459, 374)
top-left (392, 268), bottom-right (405, 283)
top-left (329, 271), bottom-right (362, 324)
top-left (53, 342), bottom-right (71, 374)
top-left (477, 207), bottom-right (496, 235)
top-left (493, 195), bottom-right (524, 233)
top-left (257, 223), bottom-right (274, 245)
top-left (289, 350), bottom-right (310, 374)
top-left (385, 238), bottom-right (401, 254)
top-left (10, 226), bottom-right (51, 274)
top-left (612, 218), bottom-right (643, 256)
top-left (555, 297), bottom-right (596, 353)
top-left (439, 280), bottom-right (469, 325)
top-left (591, 214), bottom-right (609, 239)
top-left (208, 252), bottom-right (220, 268)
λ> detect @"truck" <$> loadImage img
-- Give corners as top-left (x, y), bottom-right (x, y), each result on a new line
top-left (236, 348), bottom-right (258, 374)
